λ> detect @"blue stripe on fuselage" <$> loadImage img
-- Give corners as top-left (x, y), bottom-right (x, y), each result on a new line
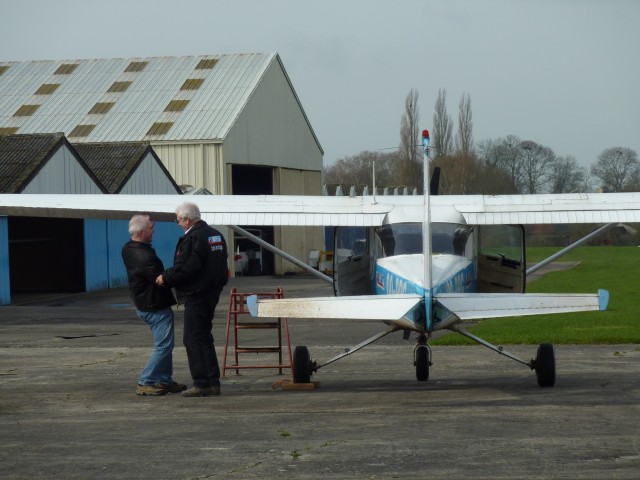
top-left (374, 264), bottom-right (428, 330)
top-left (431, 261), bottom-right (476, 330)
top-left (373, 259), bottom-right (476, 332)
top-left (432, 261), bottom-right (476, 295)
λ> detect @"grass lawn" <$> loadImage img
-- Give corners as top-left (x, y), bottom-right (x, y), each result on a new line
top-left (432, 246), bottom-right (640, 345)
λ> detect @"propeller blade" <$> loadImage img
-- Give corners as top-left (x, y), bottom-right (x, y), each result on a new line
top-left (429, 166), bottom-right (441, 196)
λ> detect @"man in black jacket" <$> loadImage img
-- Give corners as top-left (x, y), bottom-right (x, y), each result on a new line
top-left (122, 214), bottom-right (186, 396)
top-left (157, 202), bottom-right (228, 397)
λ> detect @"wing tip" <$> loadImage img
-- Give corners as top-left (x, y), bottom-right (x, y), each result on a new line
top-left (598, 289), bottom-right (609, 311)
top-left (247, 294), bottom-right (258, 316)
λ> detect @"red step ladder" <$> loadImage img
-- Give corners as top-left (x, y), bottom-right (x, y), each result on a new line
top-left (222, 287), bottom-right (293, 377)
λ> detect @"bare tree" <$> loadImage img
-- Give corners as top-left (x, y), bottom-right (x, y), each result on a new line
top-left (477, 135), bottom-right (524, 192)
top-left (432, 89), bottom-right (453, 159)
top-left (476, 138), bottom-right (501, 168)
top-left (590, 147), bottom-right (640, 192)
top-left (434, 151), bottom-right (482, 194)
top-left (437, 92), bottom-right (475, 194)
top-left (519, 140), bottom-right (556, 194)
top-left (398, 89), bottom-right (423, 191)
top-left (323, 150), bottom-right (398, 193)
top-left (455, 92), bottom-right (473, 157)
top-left (475, 161), bottom-right (517, 194)
top-left (550, 155), bottom-right (586, 193)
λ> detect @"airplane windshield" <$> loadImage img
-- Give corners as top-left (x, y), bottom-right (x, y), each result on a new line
top-left (375, 222), bottom-right (471, 258)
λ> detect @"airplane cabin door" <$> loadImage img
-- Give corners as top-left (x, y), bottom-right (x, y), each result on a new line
top-left (332, 227), bottom-right (372, 296)
top-left (477, 225), bottom-right (526, 293)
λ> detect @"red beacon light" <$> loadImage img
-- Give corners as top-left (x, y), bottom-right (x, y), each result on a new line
top-left (421, 129), bottom-right (431, 156)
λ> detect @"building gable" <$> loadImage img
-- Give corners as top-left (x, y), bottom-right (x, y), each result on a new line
top-left (73, 142), bottom-right (181, 194)
top-left (223, 56), bottom-right (323, 172)
top-left (119, 149), bottom-right (182, 194)
top-left (0, 133), bottom-right (103, 193)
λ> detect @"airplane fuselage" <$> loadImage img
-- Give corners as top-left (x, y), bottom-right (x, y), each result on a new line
top-left (334, 205), bottom-right (525, 335)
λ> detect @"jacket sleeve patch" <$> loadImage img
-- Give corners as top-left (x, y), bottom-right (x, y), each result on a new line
top-left (208, 235), bottom-right (225, 252)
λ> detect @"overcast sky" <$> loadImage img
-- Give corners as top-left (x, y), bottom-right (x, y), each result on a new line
top-left (1, 0), bottom-right (638, 170)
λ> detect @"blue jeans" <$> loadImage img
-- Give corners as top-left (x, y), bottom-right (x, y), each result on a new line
top-left (137, 307), bottom-right (175, 386)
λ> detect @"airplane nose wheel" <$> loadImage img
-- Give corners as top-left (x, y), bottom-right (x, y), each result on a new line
top-left (293, 345), bottom-right (314, 383)
top-left (532, 343), bottom-right (556, 387)
top-left (414, 334), bottom-right (432, 381)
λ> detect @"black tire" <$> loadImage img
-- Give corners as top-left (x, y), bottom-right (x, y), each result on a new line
top-left (415, 345), bottom-right (429, 382)
top-left (535, 343), bottom-right (556, 387)
top-left (293, 346), bottom-right (311, 383)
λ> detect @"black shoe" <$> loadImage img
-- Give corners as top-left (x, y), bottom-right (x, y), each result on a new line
top-left (158, 381), bottom-right (187, 393)
top-left (181, 386), bottom-right (220, 397)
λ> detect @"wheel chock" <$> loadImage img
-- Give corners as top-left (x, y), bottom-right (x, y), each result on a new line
top-left (272, 380), bottom-right (320, 390)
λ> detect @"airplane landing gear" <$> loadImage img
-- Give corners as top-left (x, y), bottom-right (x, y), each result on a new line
top-left (414, 334), bottom-right (432, 381)
top-left (453, 326), bottom-right (557, 387)
top-left (293, 346), bottom-right (314, 383)
top-left (291, 327), bottom-right (399, 383)
top-left (532, 343), bottom-right (556, 387)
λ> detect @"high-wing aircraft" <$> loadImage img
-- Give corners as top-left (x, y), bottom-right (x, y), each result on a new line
top-left (2, 130), bottom-right (640, 387)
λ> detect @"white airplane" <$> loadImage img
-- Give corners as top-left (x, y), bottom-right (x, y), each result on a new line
top-left (2, 130), bottom-right (640, 387)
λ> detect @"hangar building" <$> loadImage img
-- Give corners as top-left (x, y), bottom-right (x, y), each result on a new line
top-left (0, 133), bottom-right (182, 304)
top-left (0, 53), bottom-right (324, 282)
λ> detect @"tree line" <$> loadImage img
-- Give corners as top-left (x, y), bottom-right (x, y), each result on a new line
top-left (324, 89), bottom-right (639, 195)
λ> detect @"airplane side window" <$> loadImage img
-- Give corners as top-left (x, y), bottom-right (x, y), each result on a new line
top-left (478, 225), bottom-right (523, 263)
top-left (335, 226), bottom-right (367, 262)
top-left (352, 239), bottom-right (367, 257)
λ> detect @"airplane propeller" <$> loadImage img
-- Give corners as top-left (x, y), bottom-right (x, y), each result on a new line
top-left (429, 166), bottom-right (441, 196)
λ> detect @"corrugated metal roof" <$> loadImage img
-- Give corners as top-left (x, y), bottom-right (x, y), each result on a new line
top-left (0, 53), bottom-right (278, 143)
top-left (0, 133), bottom-right (65, 192)
top-left (72, 142), bottom-right (150, 193)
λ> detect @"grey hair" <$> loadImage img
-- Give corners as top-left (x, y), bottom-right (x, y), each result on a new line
top-left (175, 202), bottom-right (201, 221)
top-left (128, 214), bottom-right (151, 237)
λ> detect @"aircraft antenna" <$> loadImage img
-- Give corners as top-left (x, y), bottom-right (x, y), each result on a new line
top-left (371, 159), bottom-right (377, 205)
top-left (421, 130), bottom-right (432, 294)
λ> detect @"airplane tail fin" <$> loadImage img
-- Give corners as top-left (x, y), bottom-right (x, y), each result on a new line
top-left (435, 290), bottom-right (608, 321)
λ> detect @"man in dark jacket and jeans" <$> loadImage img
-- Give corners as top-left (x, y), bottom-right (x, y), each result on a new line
top-left (122, 214), bottom-right (186, 396)
top-left (157, 202), bottom-right (228, 397)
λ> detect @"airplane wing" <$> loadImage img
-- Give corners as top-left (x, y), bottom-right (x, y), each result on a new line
top-left (437, 192), bottom-right (640, 224)
top-left (0, 194), bottom-right (392, 226)
top-left (3, 192), bottom-right (640, 226)
top-left (435, 290), bottom-right (609, 321)
top-left (247, 293), bottom-right (422, 320)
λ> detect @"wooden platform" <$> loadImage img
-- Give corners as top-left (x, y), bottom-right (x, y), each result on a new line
top-left (276, 381), bottom-right (321, 391)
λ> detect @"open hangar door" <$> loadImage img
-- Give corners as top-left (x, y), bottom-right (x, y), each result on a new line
top-left (231, 165), bottom-right (274, 275)
top-left (8, 217), bottom-right (85, 293)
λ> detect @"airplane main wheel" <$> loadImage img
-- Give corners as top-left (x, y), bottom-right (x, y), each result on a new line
top-left (293, 346), bottom-right (312, 383)
top-left (415, 345), bottom-right (430, 381)
top-left (534, 343), bottom-right (556, 387)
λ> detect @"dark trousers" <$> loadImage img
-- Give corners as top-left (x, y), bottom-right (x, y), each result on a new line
top-left (183, 290), bottom-right (222, 388)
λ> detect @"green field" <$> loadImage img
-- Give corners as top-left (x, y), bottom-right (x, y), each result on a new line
top-left (433, 246), bottom-right (640, 345)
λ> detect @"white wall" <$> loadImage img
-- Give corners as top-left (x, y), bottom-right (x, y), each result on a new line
top-left (119, 153), bottom-right (181, 194)
top-left (22, 146), bottom-right (103, 193)
top-left (223, 59), bottom-right (323, 172)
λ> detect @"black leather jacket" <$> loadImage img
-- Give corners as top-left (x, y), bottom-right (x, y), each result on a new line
top-left (162, 221), bottom-right (228, 299)
top-left (121, 240), bottom-right (176, 311)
